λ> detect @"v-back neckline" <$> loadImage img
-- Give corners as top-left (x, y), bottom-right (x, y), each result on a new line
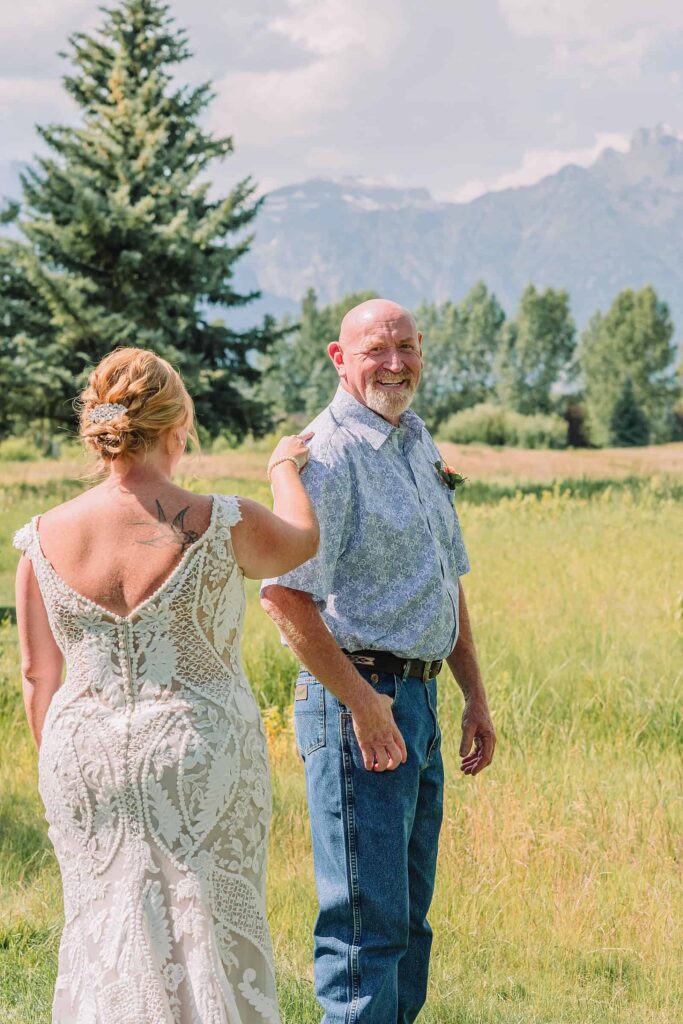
top-left (33, 494), bottom-right (219, 624)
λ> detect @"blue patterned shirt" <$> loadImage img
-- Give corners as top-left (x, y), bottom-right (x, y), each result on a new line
top-left (263, 386), bottom-right (470, 660)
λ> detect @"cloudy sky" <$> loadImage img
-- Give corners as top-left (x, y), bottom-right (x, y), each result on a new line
top-left (2, 0), bottom-right (683, 202)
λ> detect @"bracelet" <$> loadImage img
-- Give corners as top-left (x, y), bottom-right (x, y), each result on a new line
top-left (267, 455), bottom-right (301, 481)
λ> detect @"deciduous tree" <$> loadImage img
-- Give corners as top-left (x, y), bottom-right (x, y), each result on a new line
top-left (495, 284), bottom-right (575, 415)
top-left (413, 282), bottom-right (505, 431)
top-left (580, 286), bottom-right (677, 445)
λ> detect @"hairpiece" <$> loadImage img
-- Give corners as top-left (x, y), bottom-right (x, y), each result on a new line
top-left (88, 403), bottom-right (128, 424)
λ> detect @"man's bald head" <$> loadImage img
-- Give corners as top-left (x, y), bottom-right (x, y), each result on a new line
top-left (328, 298), bottom-right (423, 425)
top-left (339, 299), bottom-right (418, 349)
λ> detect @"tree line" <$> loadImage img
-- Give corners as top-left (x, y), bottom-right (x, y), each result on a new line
top-left (263, 283), bottom-right (681, 447)
top-left (1, 0), bottom-right (681, 450)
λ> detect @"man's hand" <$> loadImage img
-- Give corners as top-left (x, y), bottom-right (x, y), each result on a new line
top-left (350, 692), bottom-right (408, 772)
top-left (459, 698), bottom-right (496, 776)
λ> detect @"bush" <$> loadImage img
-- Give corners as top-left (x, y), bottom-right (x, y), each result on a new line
top-left (440, 403), bottom-right (568, 448)
top-left (0, 437), bottom-right (42, 462)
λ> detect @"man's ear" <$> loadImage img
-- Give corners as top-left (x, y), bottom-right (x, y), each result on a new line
top-left (418, 332), bottom-right (423, 348)
top-left (328, 340), bottom-right (346, 378)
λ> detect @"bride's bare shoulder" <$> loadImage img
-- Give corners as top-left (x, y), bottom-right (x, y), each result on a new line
top-left (38, 488), bottom-right (103, 526)
top-left (37, 485), bottom-right (213, 537)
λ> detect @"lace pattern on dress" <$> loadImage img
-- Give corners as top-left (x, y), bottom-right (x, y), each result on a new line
top-left (13, 494), bottom-right (280, 1024)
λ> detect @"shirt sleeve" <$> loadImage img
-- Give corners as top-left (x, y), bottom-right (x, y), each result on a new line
top-left (261, 453), bottom-right (352, 605)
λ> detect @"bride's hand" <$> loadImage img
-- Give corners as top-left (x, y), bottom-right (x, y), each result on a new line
top-left (267, 432), bottom-right (314, 479)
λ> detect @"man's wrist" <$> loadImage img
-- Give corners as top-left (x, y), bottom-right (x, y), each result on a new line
top-left (345, 675), bottom-right (379, 717)
top-left (457, 678), bottom-right (488, 705)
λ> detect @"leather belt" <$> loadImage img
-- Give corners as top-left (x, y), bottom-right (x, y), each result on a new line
top-left (342, 649), bottom-right (443, 683)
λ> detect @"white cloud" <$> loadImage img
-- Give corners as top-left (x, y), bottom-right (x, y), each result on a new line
top-left (210, 0), bottom-right (404, 147)
top-left (499, 0), bottom-right (683, 73)
top-left (269, 0), bottom-right (404, 57)
top-left (451, 132), bottom-right (631, 203)
top-left (0, 0), bottom-right (88, 34)
top-left (499, 0), bottom-right (683, 41)
top-left (211, 61), bottom-right (349, 144)
top-left (1, 0), bottom-right (683, 204)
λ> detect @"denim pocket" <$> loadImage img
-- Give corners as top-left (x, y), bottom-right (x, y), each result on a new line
top-left (293, 674), bottom-right (326, 757)
top-left (367, 671), bottom-right (400, 708)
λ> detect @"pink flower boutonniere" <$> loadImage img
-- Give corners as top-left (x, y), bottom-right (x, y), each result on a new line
top-left (434, 460), bottom-right (466, 492)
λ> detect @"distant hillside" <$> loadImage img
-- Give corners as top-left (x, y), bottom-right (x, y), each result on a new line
top-left (233, 126), bottom-right (683, 335)
top-left (4, 127), bottom-right (683, 336)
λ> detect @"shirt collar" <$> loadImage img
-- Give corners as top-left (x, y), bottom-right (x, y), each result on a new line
top-left (330, 386), bottom-right (424, 451)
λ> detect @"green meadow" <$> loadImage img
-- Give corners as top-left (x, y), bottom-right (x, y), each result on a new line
top-left (1, 447), bottom-right (682, 1023)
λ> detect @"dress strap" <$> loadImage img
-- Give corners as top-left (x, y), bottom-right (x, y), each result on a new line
top-left (213, 494), bottom-right (242, 530)
top-left (12, 517), bottom-right (39, 562)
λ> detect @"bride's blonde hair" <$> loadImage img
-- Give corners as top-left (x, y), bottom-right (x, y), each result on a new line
top-left (78, 348), bottom-right (200, 462)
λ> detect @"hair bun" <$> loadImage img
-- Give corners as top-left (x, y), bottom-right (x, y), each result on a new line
top-left (77, 348), bottom-right (198, 463)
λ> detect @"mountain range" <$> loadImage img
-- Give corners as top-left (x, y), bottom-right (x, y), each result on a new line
top-left (233, 126), bottom-right (683, 337)
top-left (3, 127), bottom-right (683, 337)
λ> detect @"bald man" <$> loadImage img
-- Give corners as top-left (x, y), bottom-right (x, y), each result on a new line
top-left (262, 299), bottom-right (495, 1023)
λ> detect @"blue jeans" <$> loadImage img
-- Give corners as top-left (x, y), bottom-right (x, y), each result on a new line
top-left (294, 666), bottom-right (444, 1024)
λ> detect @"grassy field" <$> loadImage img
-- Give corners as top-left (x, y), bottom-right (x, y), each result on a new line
top-left (1, 444), bottom-right (682, 1023)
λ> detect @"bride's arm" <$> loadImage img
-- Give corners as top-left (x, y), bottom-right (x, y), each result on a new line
top-left (231, 435), bottom-right (320, 579)
top-left (15, 557), bottom-right (64, 749)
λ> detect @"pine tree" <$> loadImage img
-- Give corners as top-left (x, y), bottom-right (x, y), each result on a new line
top-left (0, 204), bottom-right (76, 439)
top-left (609, 378), bottom-right (650, 447)
top-left (2, 0), bottom-right (275, 439)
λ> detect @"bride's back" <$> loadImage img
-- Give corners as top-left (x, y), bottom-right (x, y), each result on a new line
top-left (33, 347), bottom-right (213, 618)
top-left (38, 483), bottom-right (214, 619)
top-left (29, 347), bottom-right (318, 621)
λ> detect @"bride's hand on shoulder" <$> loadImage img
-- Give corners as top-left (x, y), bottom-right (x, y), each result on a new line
top-left (267, 432), bottom-right (313, 481)
top-left (231, 432), bottom-right (319, 580)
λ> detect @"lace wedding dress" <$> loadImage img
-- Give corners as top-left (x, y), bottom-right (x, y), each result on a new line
top-left (13, 494), bottom-right (280, 1024)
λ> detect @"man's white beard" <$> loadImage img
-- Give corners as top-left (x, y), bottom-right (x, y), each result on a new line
top-left (365, 376), bottom-right (419, 420)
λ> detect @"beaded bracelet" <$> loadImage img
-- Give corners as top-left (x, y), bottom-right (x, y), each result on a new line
top-left (267, 455), bottom-right (302, 482)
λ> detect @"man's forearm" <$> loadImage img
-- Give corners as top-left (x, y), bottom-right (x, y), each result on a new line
top-left (446, 581), bottom-right (489, 705)
top-left (260, 585), bottom-right (375, 712)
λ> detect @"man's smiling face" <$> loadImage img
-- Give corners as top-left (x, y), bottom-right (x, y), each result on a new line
top-left (328, 299), bottom-right (423, 425)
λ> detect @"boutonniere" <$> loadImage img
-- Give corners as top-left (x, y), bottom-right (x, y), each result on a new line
top-left (434, 460), bottom-right (466, 491)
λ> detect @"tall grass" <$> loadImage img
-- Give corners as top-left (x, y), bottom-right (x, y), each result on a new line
top-left (1, 467), bottom-right (681, 1022)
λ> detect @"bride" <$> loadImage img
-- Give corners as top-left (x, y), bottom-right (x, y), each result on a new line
top-left (13, 347), bottom-right (318, 1024)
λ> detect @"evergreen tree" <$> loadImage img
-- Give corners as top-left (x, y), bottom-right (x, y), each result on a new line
top-left (1, 0), bottom-right (275, 439)
top-left (608, 377), bottom-right (650, 447)
top-left (0, 204), bottom-right (76, 438)
top-left (580, 286), bottom-right (677, 445)
top-left (495, 284), bottom-right (575, 414)
top-left (413, 282), bottom-right (505, 431)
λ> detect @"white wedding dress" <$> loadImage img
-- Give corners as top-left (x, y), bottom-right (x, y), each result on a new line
top-left (13, 494), bottom-right (280, 1024)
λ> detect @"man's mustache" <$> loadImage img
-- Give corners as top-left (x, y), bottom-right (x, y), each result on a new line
top-left (372, 373), bottom-right (416, 384)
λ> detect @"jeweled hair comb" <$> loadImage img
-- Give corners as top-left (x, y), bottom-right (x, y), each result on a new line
top-left (88, 403), bottom-right (128, 424)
